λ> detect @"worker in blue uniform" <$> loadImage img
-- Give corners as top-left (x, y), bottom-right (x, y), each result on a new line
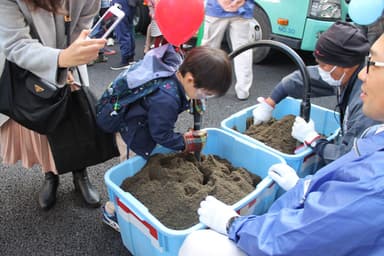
top-left (252, 21), bottom-right (379, 165)
top-left (179, 34), bottom-right (384, 256)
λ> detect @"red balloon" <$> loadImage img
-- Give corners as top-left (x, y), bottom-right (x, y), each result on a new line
top-left (155, 0), bottom-right (205, 46)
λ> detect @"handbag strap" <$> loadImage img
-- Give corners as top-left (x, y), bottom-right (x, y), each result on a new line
top-left (64, 15), bottom-right (71, 48)
top-left (63, 0), bottom-right (71, 47)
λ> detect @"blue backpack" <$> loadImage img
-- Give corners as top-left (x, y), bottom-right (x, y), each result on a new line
top-left (96, 44), bottom-right (183, 133)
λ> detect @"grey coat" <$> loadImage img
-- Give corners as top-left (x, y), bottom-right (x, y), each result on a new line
top-left (0, 0), bottom-right (100, 126)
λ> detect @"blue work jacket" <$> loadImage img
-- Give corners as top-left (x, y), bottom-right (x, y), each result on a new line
top-left (97, 44), bottom-right (189, 159)
top-left (228, 126), bottom-right (384, 255)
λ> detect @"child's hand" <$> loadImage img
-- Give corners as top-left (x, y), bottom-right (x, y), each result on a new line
top-left (183, 130), bottom-right (208, 153)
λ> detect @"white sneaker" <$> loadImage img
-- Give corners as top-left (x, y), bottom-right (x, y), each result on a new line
top-left (107, 38), bottom-right (114, 46)
top-left (236, 90), bottom-right (249, 101)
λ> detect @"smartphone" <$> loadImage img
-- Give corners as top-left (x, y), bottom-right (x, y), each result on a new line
top-left (88, 5), bottom-right (125, 39)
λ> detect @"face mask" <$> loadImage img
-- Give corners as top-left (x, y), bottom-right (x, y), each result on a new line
top-left (195, 88), bottom-right (208, 99)
top-left (195, 88), bottom-right (217, 99)
top-left (318, 66), bottom-right (345, 87)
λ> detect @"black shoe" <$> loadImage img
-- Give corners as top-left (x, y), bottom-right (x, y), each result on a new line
top-left (38, 172), bottom-right (59, 210)
top-left (88, 53), bottom-right (108, 66)
top-left (111, 55), bottom-right (135, 70)
top-left (72, 169), bottom-right (101, 208)
top-left (110, 61), bottom-right (135, 70)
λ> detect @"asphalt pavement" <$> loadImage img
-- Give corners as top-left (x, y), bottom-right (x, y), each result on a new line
top-left (0, 34), bottom-right (335, 256)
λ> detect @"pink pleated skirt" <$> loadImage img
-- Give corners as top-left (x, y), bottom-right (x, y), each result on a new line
top-left (0, 119), bottom-right (57, 173)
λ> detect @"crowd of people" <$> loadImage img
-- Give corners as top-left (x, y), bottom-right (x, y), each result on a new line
top-left (0, 0), bottom-right (383, 254)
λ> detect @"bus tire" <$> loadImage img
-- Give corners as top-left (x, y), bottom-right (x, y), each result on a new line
top-left (251, 6), bottom-right (272, 63)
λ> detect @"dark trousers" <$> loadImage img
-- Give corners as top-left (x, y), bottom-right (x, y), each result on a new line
top-left (111, 0), bottom-right (136, 62)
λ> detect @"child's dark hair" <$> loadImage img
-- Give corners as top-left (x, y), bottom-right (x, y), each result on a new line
top-left (178, 46), bottom-right (232, 97)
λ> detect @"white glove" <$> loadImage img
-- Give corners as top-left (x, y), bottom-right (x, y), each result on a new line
top-left (291, 116), bottom-right (320, 144)
top-left (252, 97), bottom-right (274, 125)
top-left (198, 195), bottom-right (239, 235)
top-left (268, 163), bottom-right (299, 191)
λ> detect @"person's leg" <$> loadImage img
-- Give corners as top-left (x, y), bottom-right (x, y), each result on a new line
top-left (0, 119), bottom-right (59, 210)
top-left (39, 171), bottom-right (59, 210)
top-left (31, 130), bottom-right (59, 210)
top-left (99, 7), bottom-right (108, 17)
top-left (153, 36), bottom-right (163, 48)
top-left (115, 133), bottom-right (128, 162)
top-left (111, 0), bottom-right (136, 69)
top-left (150, 19), bottom-right (164, 48)
top-left (179, 229), bottom-right (246, 256)
top-left (72, 168), bottom-right (101, 207)
top-left (102, 200), bottom-right (120, 232)
top-left (201, 15), bottom-right (228, 49)
top-left (229, 17), bottom-right (253, 100)
top-left (144, 22), bottom-right (152, 54)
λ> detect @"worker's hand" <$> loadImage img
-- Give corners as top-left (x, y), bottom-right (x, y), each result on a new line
top-left (252, 97), bottom-right (274, 125)
top-left (183, 130), bottom-right (207, 153)
top-left (268, 163), bottom-right (299, 191)
top-left (198, 195), bottom-right (239, 235)
top-left (291, 116), bottom-right (320, 144)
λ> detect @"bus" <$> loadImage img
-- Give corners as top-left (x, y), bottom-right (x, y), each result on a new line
top-left (245, 0), bottom-right (350, 62)
top-left (134, 0), bottom-right (351, 63)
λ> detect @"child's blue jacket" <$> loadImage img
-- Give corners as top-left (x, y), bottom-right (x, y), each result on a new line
top-left (97, 44), bottom-right (190, 159)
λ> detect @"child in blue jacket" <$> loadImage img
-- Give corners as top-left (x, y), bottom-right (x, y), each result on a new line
top-left (99, 44), bottom-right (233, 230)
top-left (97, 44), bottom-right (232, 159)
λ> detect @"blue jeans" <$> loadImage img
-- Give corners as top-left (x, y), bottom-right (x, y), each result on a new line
top-left (111, 0), bottom-right (136, 62)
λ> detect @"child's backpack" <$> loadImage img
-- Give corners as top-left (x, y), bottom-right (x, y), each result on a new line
top-left (96, 44), bottom-right (182, 133)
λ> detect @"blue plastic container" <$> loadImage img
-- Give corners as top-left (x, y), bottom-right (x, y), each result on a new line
top-left (221, 97), bottom-right (340, 177)
top-left (104, 128), bottom-right (285, 256)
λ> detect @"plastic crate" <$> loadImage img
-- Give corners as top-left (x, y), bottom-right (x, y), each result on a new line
top-left (104, 128), bottom-right (285, 256)
top-left (221, 97), bottom-right (340, 177)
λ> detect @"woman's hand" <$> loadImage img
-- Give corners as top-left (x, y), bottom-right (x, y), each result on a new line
top-left (66, 70), bottom-right (80, 91)
top-left (58, 30), bottom-right (106, 68)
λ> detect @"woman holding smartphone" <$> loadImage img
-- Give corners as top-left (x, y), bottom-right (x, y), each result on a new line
top-left (0, 0), bottom-right (106, 210)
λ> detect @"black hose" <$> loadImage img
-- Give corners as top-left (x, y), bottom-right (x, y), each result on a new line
top-left (193, 99), bottom-right (201, 161)
top-left (228, 40), bottom-right (311, 121)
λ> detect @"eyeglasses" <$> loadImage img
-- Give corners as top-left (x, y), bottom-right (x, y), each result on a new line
top-left (365, 55), bottom-right (384, 73)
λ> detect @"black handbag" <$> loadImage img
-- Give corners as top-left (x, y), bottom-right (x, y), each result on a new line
top-left (47, 86), bottom-right (120, 173)
top-left (0, 12), bottom-right (119, 173)
top-left (44, 17), bottom-right (119, 173)
top-left (0, 10), bottom-right (71, 135)
top-left (0, 60), bottom-right (70, 134)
